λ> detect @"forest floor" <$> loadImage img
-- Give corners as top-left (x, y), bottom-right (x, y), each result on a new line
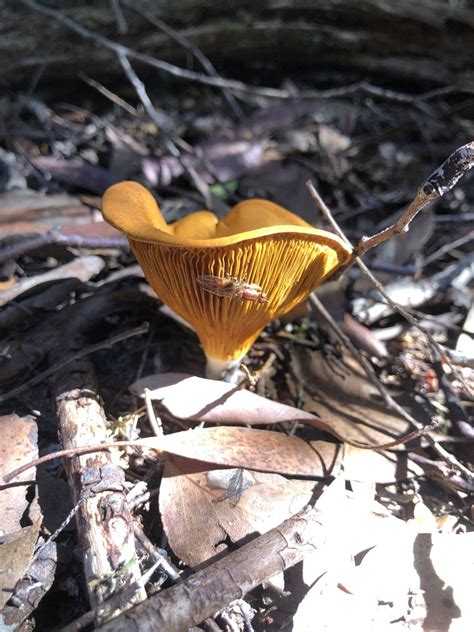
top-left (0, 8), bottom-right (473, 631)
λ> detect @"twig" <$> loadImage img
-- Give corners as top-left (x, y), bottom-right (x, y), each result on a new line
top-left (3, 440), bottom-right (157, 484)
top-left (116, 50), bottom-right (218, 204)
top-left (60, 557), bottom-right (165, 632)
top-left (110, 0), bottom-right (128, 34)
top-left (144, 387), bottom-right (163, 436)
top-left (80, 74), bottom-right (138, 116)
top-left (33, 492), bottom-right (92, 562)
top-left (309, 293), bottom-right (423, 428)
top-left (120, 0), bottom-right (243, 119)
top-left (95, 504), bottom-right (326, 631)
top-left (307, 178), bottom-right (473, 394)
top-left (0, 322), bottom-right (149, 403)
top-left (306, 182), bottom-right (474, 483)
top-left (430, 348), bottom-right (474, 439)
top-left (367, 262), bottom-right (417, 276)
top-left (0, 255), bottom-right (105, 306)
top-left (22, 0), bottom-right (450, 105)
top-left (133, 525), bottom-right (180, 582)
top-left (436, 212), bottom-right (474, 223)
top-left (355, 258), bottom-right (473, 397)
top-left (50, 328), bottom-right (146, 613)
top-left (420, 230), bottom-right (474, 267)
top-left (22, 0), bottom-right (291, 98)
top-left (116, 51), bottom-right (171, 131)
top-left (355, 142), bottom-right (474, 257)
top-left (0, 228), bottom-right (128, 265)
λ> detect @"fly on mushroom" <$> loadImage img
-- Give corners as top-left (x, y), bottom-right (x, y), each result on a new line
top-left (197, 274), bottom-right (269, 304)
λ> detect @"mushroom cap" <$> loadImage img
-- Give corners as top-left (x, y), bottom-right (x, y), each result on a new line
top-left (102, 181), bottom-right (352, 363)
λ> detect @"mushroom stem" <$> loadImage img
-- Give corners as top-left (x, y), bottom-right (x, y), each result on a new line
top-left (205, 356), bottom-right (244, 383)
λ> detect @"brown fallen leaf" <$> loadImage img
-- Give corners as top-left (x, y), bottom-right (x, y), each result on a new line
top-left (291, 348), bottom-right (427, 446)
top-left (132, 372), bottom-right (432, 455)
top-left (342, 444), bottom-right (423, 483)
top-left (142, 100), bottom-right (320, 188)
top-left (154, 427), bottom-right (340, 478)
top-left (160, 457), bottom-right (317, 568)
top-left (132, 373), bottom-right (319, 426)
top-left (350, 531), bottom-right (474, 631)
top-left (290, 477), bottom-right (473, 632)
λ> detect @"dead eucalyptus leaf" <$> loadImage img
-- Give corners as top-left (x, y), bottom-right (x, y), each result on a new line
top-left (342, 444), bottom-right (423, 483)
top-left (293, 478), bottom-right (473, 631)
top-left (292, 348), bottom-right (424, 446)
top-left (352, 531), bottom-right (474, 631)
top-left (132, 373), bottom-right (318, 425)
top-left (159, 458), bottom-right (316, 568)
top-left (131, 370), bottom-right (432, 474)
top-left (147, 427), bottom-right (340, 478)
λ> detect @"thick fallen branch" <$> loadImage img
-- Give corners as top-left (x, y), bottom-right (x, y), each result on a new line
top-left (95, 504), bottom-right (325, 632)
top-left (50, 332), bottom-right (146, 615)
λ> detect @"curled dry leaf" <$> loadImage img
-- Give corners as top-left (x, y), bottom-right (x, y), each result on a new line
top-left (159, 457), bottom-right (317, 568)
top-left (348, 531), bottom-right (474, 631)
top-left (291, 477), bottom-right (474, 631)
top-left (132, 372), bottom-right (319, 426)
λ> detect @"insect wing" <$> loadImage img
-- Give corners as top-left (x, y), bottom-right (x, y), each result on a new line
top-left (196, 275), bottom-right (236, 298)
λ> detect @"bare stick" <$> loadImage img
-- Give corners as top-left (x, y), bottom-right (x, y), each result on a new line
top-left (116, 50), bottom-right (217, 203)
top-left (0, 228), bottom-right (129, 265)
top-left (50, 328), bottom-right (146, 613)
top-left (116, 51), bottom-right (170, 131)
top-left (355, 142), bottom-right (474, 257)
top-left (0, 322), bottom-right (149, 403)
top-left (110, 0), bottom-right (128, 34)
top-left (120, 0), bottom-right (243, 119)
top-left (21, 0), bottom-right (295, 98)
top-left (96, 504), bottom-right (325, 631)
top-left (144, 387), bottom-right (163, 436)
top-left (309, 293), bottom-right (423, 429)
top-left (16, 1), bottom-right (421, 104)
top-left (306, 182), bottom-right (474, 482)
top-left (3, 440), bottom-right (158, 484)
top-left (80, 74), bottom-right (138, 116)
top-left (421, 230), bottom-right (474, 267)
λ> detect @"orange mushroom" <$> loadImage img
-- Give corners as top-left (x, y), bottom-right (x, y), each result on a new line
top-left (102, 181), bottom-right (352, 378)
